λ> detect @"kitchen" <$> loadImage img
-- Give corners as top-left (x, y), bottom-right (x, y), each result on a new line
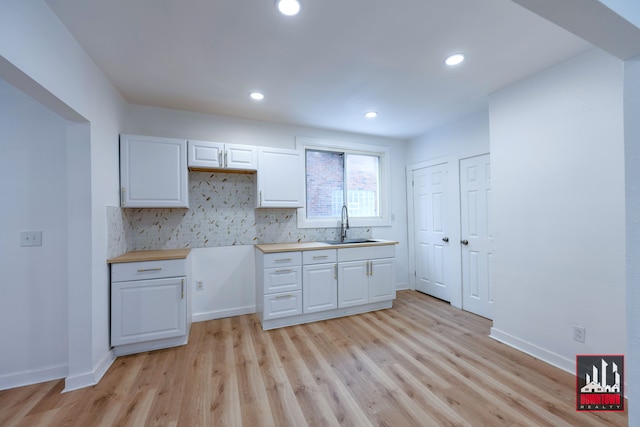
top-left (0, 0), bottom-right (637, 424)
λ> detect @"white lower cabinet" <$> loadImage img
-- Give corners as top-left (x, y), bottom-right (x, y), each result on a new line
top-left (256, 244), bottom-right (395, 329)
top-left (338, 245), bottom-right (396, 307)
top-left (111, 277), bottom-right (186, 346)
top-left (110, 255), bottom-right (191, 355)
top-left (258, 252), bottom-right (303, 320)
top-left (303, 250), bottom-right (338, 313)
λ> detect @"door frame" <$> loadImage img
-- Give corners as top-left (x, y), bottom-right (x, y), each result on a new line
top-left (406, 150), bottom-right (489, 310)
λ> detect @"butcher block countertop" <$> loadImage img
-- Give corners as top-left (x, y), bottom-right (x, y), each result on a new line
top-left (255, 239), bottom-right (398, 254)
top-left (108, 249), bottom-right (191, 264)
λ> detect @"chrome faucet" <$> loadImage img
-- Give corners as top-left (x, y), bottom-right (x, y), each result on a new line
top-left (340, 204), bottom-right (349, 242)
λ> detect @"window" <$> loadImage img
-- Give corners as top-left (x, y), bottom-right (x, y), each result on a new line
top-left (296, 137), bottom-right (390, 228)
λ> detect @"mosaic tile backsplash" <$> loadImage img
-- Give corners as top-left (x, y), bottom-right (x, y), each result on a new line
top-left (107, 171), bottom-right (370, 255)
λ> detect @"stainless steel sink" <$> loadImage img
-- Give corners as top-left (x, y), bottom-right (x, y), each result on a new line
top-left (324, 239), bottom-right (378, 245)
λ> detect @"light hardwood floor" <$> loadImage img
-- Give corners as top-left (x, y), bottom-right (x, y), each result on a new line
top-left (0, 290), bottom-right (627, 426)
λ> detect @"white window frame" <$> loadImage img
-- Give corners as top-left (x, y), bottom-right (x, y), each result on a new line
top-left (296, 136), bottom-right (391, 229)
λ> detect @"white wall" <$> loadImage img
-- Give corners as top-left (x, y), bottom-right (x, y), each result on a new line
top-left (0, 1), bottom-right (127, 390)
top-left (190, 247), bottom-right (256, 321)
top-left (406, 110), bottom-right (490, 163)
top-left (489, 48), bottom-right (626, 372)
top-left (404, 111), bottom-right (490, 306)
top-left (624, 55), bottom-right (640, 424)
top-left (0, 79), bottom-right (69, 389)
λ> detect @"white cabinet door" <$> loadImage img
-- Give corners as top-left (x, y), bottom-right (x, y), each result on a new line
top-left (337, 260), bottom-right (369, 308)
top-left (120, 134), bottom-right (189, 208)
top-left (188, 140), bottom-right (223, 169)
top-left (257, 147), bottom-right (304, 208)
top-left (188, 140), bottom-right (257, 171)
top-left (111, 277), bottom-right (187, 346)
top-left (226, 143), bottom-right (258, 170)
top-left (303, 263), bottom-right (337, 313)
top-left (369, 258), bottom-right (396, 302)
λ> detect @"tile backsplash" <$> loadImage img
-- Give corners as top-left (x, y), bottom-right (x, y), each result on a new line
top-left (107, 171), bottom-right (370, 256)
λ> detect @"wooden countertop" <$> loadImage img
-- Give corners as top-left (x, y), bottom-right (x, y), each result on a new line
top-left (108, 248), bottom-right (191, 264)
top-left (255, 239), bottom-right (398, 253)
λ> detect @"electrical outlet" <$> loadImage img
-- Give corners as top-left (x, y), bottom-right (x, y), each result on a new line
top-left (196, 280), bottom-right (204, 291)
top-left (573, 325), bottom-right (586, 343)
top-left (20, 230), bottom-right (42, 247)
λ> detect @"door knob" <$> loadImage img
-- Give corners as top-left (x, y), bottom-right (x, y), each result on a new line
top-left (461, 239), bottom-right (469, 245)
top-left (442, 237), bottom-right (449, 242)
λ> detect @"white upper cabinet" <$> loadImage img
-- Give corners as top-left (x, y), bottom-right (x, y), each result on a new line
top-left (120, 134), bottom-right (189, 208)
top-left (257, 147), bottom-right (304, 208)
top-left (188, 140), bottom-right (257, 172)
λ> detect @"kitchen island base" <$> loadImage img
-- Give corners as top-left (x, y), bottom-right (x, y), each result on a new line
top-left (255, 240), bottom-right (397, 330)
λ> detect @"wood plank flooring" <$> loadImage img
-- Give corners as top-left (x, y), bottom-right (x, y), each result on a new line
top-left (0, 290), bottom-right (628, 426)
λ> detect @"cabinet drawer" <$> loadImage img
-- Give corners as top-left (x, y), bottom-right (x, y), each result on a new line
top-left (264, 266), bottom-right (302, 294)
top-left (303, 249), bottom-right (337, 265)
top-left (337, 245), bottom-right (395, 262)
top-left (263, 251), bottom-right (301, 269)
top-left (263, 290), bottom-right (303, 320)
top-left (111, 259), bottom-right (186, 282)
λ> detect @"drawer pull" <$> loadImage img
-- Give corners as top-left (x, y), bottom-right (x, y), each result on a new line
top-left (181, 278), bottom-right (185, 299)
top-left (275, 269), bottom-right (293, 274)
top-left (312, 255), bottom-right (329, 259)
top-left (137, 267), bottom-right (162, 273)
top-left (274, 294), bottom-right (293, 300)
top-left (275, 258), bottom-right (293, 263)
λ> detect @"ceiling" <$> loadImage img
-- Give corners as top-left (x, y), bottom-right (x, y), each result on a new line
top-left (46, 0), bottom-right (592, 140)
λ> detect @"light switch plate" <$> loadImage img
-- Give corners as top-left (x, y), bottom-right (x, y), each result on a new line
top-left (20, 230), bottom-right (42, 247)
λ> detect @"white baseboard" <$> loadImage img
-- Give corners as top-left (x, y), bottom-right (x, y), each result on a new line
top-left (489, 327), bottom-right (574, 375)
top-left (192, 305), bottom-right (256, 323)
top-left (63, 349), bottom-right (115, 392)
top-left (395, 282), bottom-right (411, 290)
top-left (0, 364), bottom-right (67, 391)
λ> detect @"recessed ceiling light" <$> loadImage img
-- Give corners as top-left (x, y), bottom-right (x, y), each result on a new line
top-left (276, 0), bottom-right (301, 16)
top-left (249, 92), bottom-right (265, 101)
top-left (444, 53), bottom-right (466, 66)
top-left (364, 111), bottom-right (378, 119)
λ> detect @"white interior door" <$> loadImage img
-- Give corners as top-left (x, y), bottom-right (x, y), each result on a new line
top-left (460, 154), bottom-right (493, 319)
top-left (412, 164), bottom-right (452, 301)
